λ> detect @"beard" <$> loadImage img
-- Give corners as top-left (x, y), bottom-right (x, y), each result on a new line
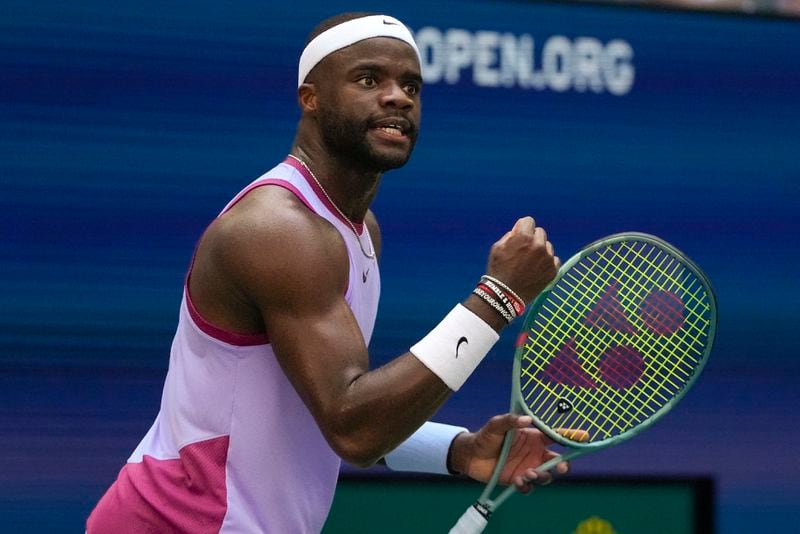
top-left (317, 104), bottom-right (417, 172)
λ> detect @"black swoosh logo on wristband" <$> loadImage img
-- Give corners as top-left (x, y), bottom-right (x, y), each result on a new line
top-left (456, 336), bottom-right (469, 358)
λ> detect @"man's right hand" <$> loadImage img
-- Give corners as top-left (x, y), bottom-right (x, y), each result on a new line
top-left (485, 216), bottom-right (560, 305)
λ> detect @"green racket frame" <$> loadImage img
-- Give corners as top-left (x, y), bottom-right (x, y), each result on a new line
top-left (476, 232), bottom-right (717, 514)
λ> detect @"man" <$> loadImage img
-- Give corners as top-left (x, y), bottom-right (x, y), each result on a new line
top-left (88, 13), bottom-right (567, 533)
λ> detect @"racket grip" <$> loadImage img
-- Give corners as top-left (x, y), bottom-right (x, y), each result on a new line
top-left (448, 503), bottom-right (489, 534)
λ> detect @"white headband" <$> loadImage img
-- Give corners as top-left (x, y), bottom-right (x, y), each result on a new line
top-left (297, 15), bottom-right (420, 88)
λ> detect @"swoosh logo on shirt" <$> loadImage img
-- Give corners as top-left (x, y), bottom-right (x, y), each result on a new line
top-left (383, 18), bottom-right (399, 25)
top-left (362, 269), bottom-right (370, 283)
top-left (456, 336), bottom-right (469, 358)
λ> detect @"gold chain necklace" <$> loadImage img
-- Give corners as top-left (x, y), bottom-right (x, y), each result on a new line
top-left (288, 154), bottom-right (376, 259)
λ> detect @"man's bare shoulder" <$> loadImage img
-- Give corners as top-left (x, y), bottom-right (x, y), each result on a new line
top-left (217, 185), bottom-right (336, 243)
top-left (202, 185), bottom-right (350, 303)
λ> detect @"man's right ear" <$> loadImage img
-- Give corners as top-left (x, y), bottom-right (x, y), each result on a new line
top-left (298, 84), bottom-right (318, 113)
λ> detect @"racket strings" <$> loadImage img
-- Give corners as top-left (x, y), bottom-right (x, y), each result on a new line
top-left (528, 245), bottom-right (688, 419)
top-left (595, 243), bottom-right (710, 393)
top-left (527, 244), bottom-right (709, 437)
top-left (519, 239), bottom-right (713, 443)
top-left (543, 245), bottom-right (703, 432)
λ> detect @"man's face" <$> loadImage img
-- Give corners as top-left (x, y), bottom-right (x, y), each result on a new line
top-left (312, 37), bottom-right (422, 172)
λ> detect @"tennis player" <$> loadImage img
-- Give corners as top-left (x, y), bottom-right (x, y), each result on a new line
top-left (87, 12), bottom-right (566, 533)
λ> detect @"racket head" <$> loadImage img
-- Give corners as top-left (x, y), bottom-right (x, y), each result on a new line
top-left (512, 232), bottom-right (717, 450)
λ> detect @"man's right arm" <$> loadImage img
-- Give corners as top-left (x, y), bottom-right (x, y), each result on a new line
top-left (192, 189), bottom-right (558, 466)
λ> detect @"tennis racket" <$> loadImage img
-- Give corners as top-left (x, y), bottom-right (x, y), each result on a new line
top-left (449, 232), bottom-right (717, 534)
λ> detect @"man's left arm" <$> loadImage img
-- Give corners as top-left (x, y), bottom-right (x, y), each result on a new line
top-left (385, 414), bottom-right (571, 493)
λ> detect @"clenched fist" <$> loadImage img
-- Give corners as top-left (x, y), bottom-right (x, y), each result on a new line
top-left (485, 217), bottom-right (560, 305)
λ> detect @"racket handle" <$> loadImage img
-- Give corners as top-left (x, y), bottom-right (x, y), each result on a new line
top-left (449, 503), bottom-right (489, 534)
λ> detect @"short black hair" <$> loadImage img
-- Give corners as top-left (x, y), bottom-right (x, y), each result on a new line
top-left (305, 12), bottom-right (378, 45)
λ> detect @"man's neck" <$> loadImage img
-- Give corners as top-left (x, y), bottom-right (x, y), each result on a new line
top-left (291, 143), bottom-right (381, 223)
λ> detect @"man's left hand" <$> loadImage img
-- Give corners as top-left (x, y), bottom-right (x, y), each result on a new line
top-left (448, 413), bottom-right (573, 494)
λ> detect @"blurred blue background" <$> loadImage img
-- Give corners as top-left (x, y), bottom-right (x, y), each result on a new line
top-left (2, 0), bottom-right (798, 532)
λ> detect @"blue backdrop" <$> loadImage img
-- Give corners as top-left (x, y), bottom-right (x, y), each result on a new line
top-left (2, 1), bottom-right (798, 532)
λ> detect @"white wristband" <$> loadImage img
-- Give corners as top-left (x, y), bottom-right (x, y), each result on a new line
top-left (384, 422), bottom-right (468, 475)
top-left (410, 304), bottom-right (500, 391)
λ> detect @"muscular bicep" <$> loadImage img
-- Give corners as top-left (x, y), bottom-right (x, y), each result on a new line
top-left (216, 195), bottom-right (372, 423)
top-left (266, 293), bottom-right (370, 413)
